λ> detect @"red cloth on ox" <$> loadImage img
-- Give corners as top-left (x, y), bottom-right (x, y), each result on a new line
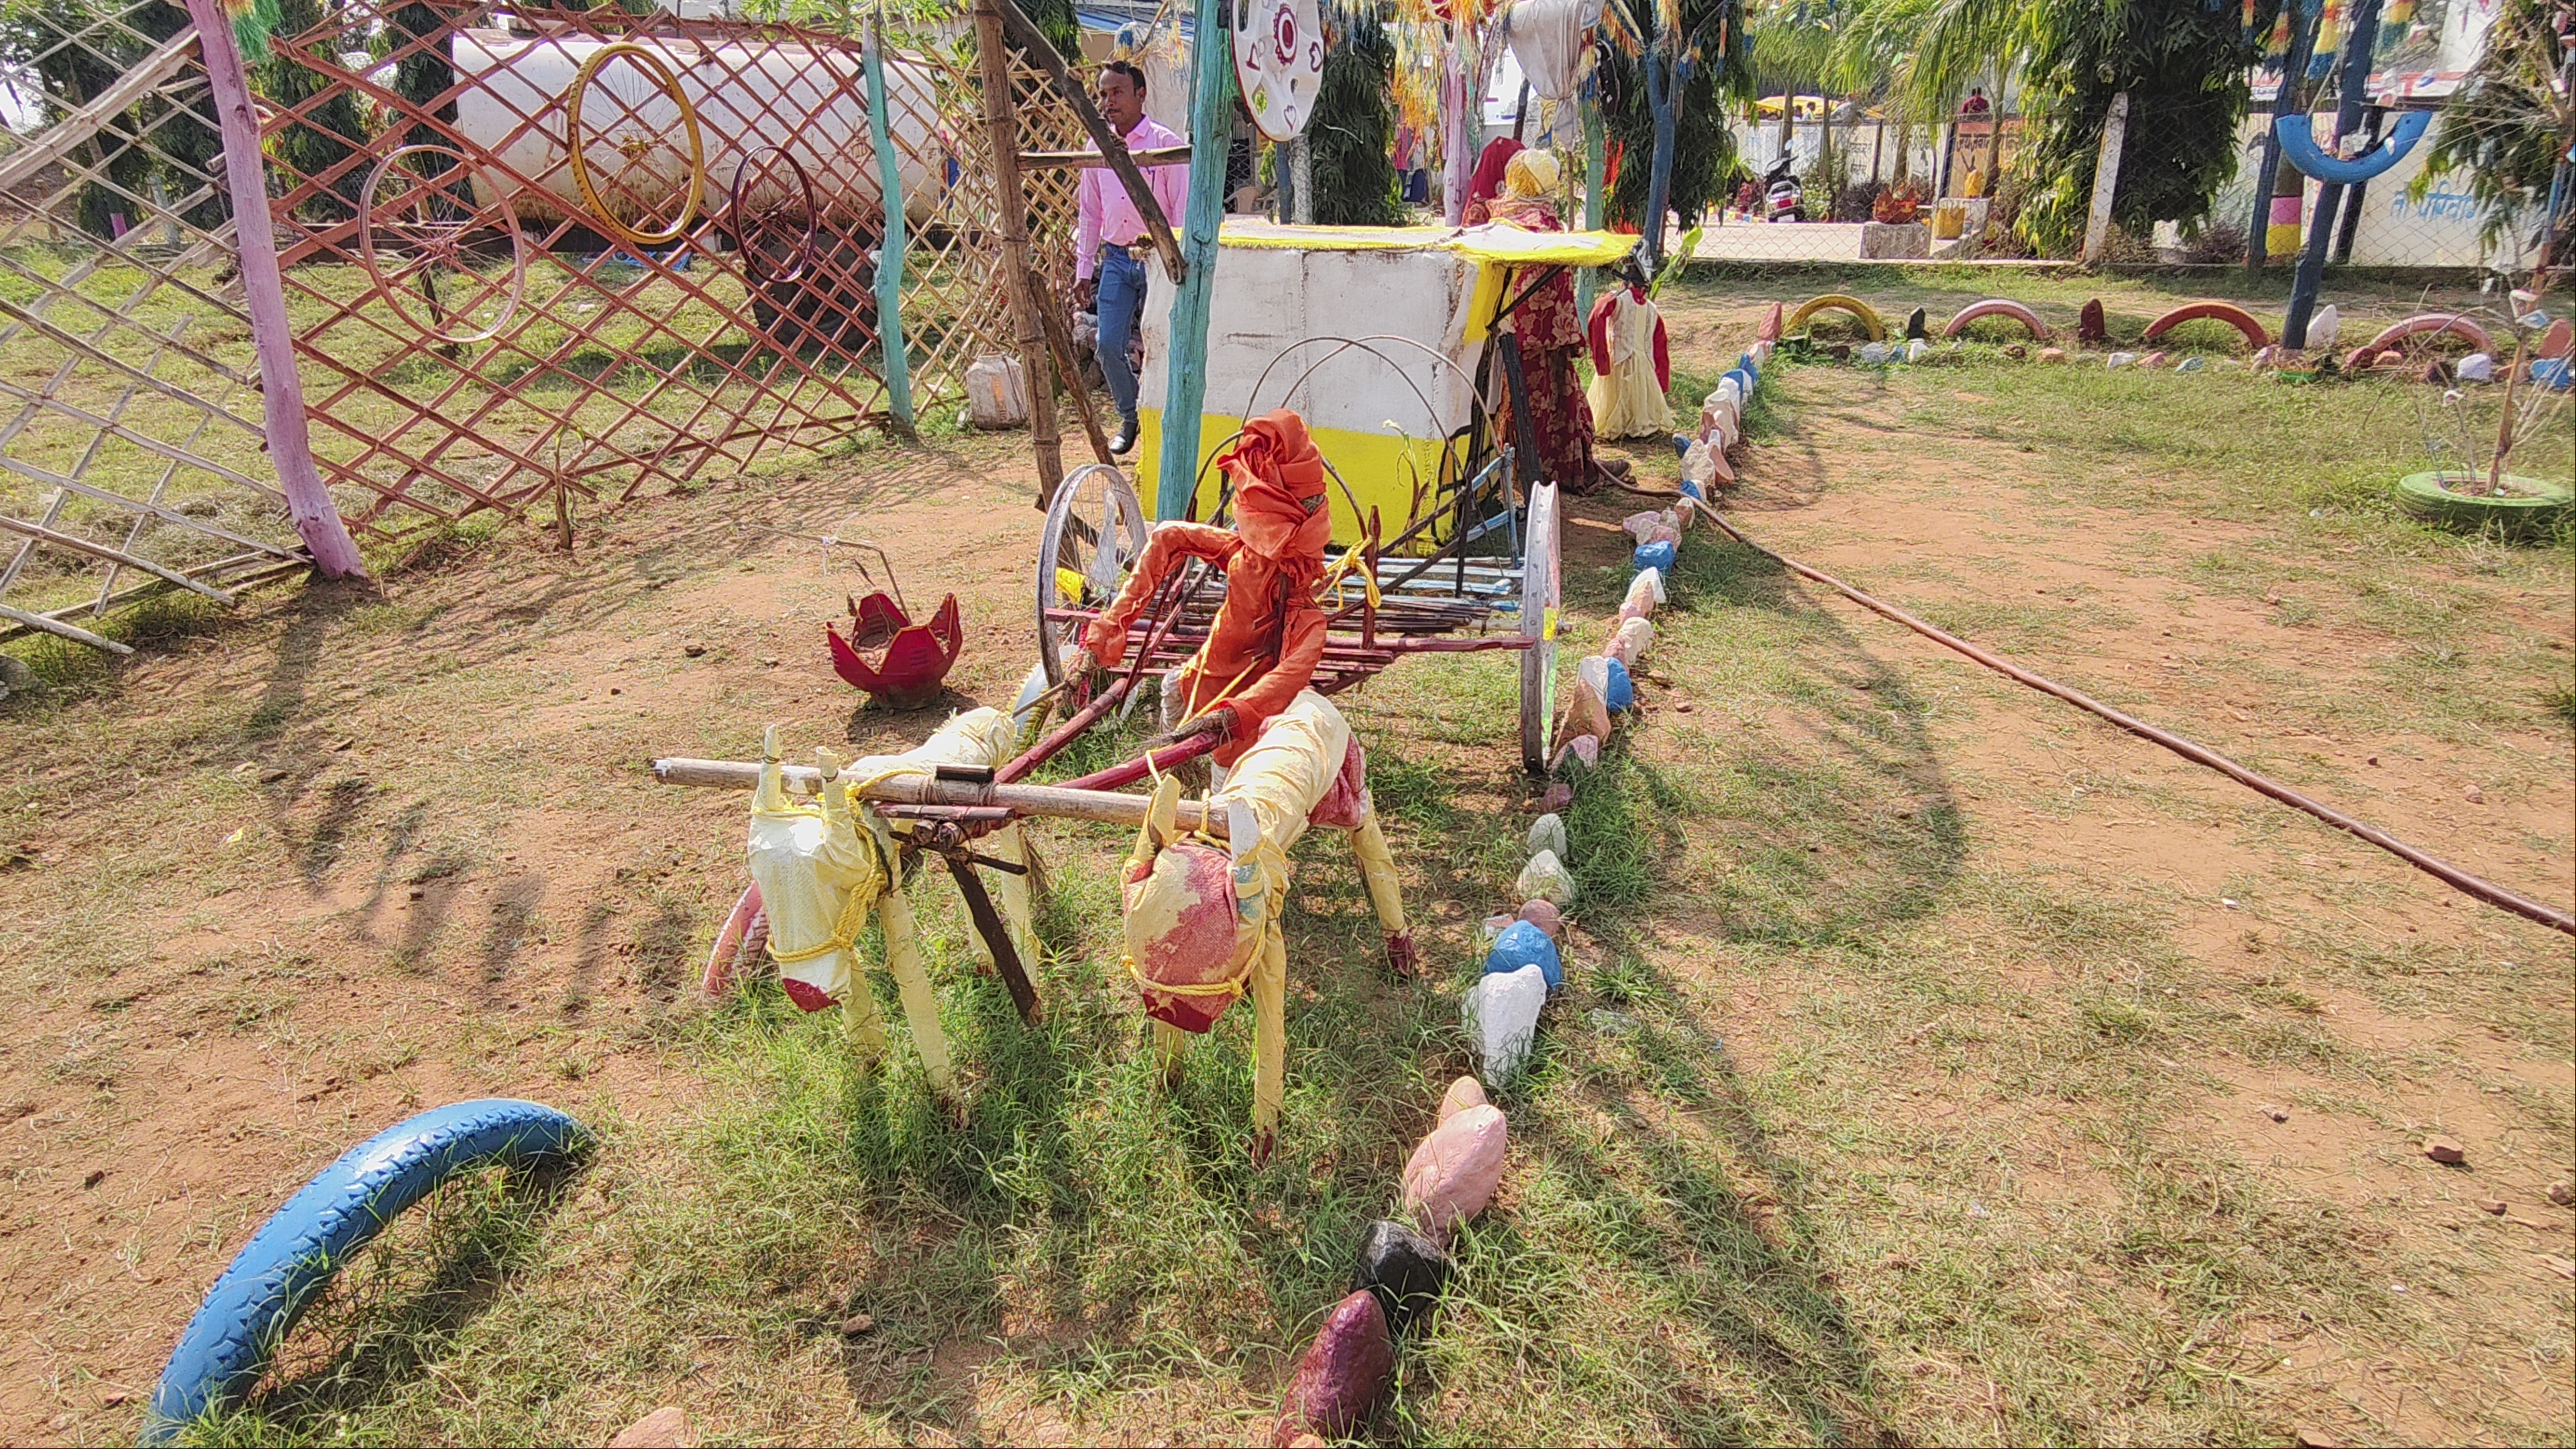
top-left (1121, 839), bottom-right (1250, 1032)
top-left (1083, 409), bottom-right (1333, 767)
top-left (1303, 735), bottom-right (1371, 829)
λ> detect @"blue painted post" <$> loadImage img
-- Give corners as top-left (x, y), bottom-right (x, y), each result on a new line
top-left (2284, 0), bottom-right (2384, 349)
top-left (1155, 0), bottom-right (1235, 521)
top-left (865, 24), bottom-right (914, 433)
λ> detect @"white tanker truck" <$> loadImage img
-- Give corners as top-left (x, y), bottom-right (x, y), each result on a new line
top-left (448, 23), bottom-right (952, 347)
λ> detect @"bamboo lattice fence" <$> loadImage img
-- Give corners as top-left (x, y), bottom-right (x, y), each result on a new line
top-left (0, 0), bottom-right (311, 653)
top-left (1, 0), bottom-right (1089, 647)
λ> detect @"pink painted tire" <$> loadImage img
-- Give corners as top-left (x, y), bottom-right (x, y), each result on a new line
top-left (1942, 299), bottom-right (2050, 341)
top-left (2363, 314), bottom-right (2496, 356)
top-left (2142, 301), bottom-right (2271, 350)
top-left (704, 883), bottom-right (765, 996)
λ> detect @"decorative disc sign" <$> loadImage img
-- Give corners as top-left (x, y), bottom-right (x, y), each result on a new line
top-left (1232, 0), bottom-right (1324, 142)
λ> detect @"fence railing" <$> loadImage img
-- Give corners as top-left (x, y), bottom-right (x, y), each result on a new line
top-left (1, 0), bottom-right (1087, 626)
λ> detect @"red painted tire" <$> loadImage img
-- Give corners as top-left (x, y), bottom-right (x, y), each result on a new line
top-left (1942, 299), bottom-right (2050, 341)
top-left (2362, 313), bottom-right (2496, 356)
top-left (704, 883), bottom-right (763, 996)
top-left (2141, 301), bottom-right (2270, 350)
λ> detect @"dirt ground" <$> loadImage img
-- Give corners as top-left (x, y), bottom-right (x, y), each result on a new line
top-left (3, 274), bottom-right (2572, 1446)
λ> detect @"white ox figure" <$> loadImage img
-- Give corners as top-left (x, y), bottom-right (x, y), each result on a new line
top-left (706, 708), bottom-right (1036, 1097)
top-left (1122, 688), bottom-right (1410, 1148)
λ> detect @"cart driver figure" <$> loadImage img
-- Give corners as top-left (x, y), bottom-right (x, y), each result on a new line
top-left (1063, 409), bottom-right (1335, 786)
top-left (1064, 409), bottom-right (1416, 1156)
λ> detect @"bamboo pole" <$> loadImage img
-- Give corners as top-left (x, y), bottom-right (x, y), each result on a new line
top-left (1155, 0), bottom-right (1236, 520)
top-left (181, 0), bottom-right (369, 580)
top-left (971, 0), bottom-right (1062, 500)
top-left (0, 515), bottom-right (234, 602)
top-left (650, 756), bottom-right (1230, 837)
top-left (1030, 267), bottom-right (1112, 463)
top-left (865, 21), bottom-right (914, 433)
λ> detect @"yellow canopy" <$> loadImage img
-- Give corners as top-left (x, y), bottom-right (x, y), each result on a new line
top-left (1752, 94), bottom-right (1831, 117)
top-left (1218, 219), bottom-right (1639, 267)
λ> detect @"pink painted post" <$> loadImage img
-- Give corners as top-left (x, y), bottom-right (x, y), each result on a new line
top-left (182, 0), bottom-right (370, 579)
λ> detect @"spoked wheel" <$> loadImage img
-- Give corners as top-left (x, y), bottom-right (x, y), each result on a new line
top-left (1037, 463), bottom-right (1150, 687)
top-left (1519, 481), bottom-right (1560, 776)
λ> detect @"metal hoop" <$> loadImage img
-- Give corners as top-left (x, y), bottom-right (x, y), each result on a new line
top-left (565, 40), bottom-right (708, 249)
top-left (727, 145), bottom-right (819, 288)
top-left (358, 144), bottom-right (528, 346)
top-left (1238, 332), bottom-right (1500, 433)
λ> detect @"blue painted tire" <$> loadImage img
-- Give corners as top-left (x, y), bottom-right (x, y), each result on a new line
top-left (143, 1099), bottom-right (592, 1444)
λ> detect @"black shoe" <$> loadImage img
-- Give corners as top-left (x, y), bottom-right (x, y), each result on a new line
top-left (1112, 419), bottom-right (1138, 455)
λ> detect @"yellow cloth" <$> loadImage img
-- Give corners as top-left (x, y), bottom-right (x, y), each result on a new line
top-left (1501, 149), bottom-right (1560, 197)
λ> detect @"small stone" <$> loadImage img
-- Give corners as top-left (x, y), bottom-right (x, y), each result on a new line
top-left (1539, 782), bottom-right (1573, 814)
top-left (100, 1391), bottom-right (129, 1407)
top-left (2463, 784), bottom-right (2484, 803)
top-left (2261, 1105), bottom-right (2288, 1123)
top-left (80, 1169), bottom-right (103, 1189)
top-left (757, 655), bottom-right (780, 667)
top-left (1514, 898), bottom-right (1563, 941)
top-left (2106, 351), bottom-right (2140, 370)
top-left (2294, 1427), bottom-right (2341, 1449)
top-left (1437, 1076), bottom-right (1487, 1125)
top-left (2077, 299), bottom-right (2107, 344)
top-left (608, 1405), bottom-right (696, 1449)
top-left (2423, 1136), bottom-right (2467, 1165)
top-left (2037, 346), bottom-right (2067, 364)
top-left (260, 766), bottom-right (290, 784)
top-left (1271, 1291), bottom-right (1394, 1446)
top-left (1525, 813), bottom-right (1568, 861)
top-left (2479, 1198), bottom-right (2508, 1214)
top-left (1675, 700), bottom-right (1695, 713)
top-left (2546, 1178), bottom-right (2573, 1207)
top-left (1401, 1103), bottom-right (1509, 1240)
top-left (1352, 1220), bottom-right (1451, 1335)
top-left (682, 643), bottom-right (706, 657)
top-left (838, 1313), bottom-right (875, 1336)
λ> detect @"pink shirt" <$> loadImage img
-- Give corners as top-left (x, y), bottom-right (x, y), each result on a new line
top-left (1075, 115), bottom-right (1189, 280)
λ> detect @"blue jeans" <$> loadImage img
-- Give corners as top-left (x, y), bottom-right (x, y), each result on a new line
top-left (1093, 244), bottom-right (1148, 426)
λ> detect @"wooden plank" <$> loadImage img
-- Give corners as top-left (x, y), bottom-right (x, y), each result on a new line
top-left (1017, 146), bottom-right (1191, 171)
top-left (0, 515), bottom-right (235, 602)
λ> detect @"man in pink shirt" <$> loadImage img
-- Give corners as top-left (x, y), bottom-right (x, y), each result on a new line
top-left (1073, 61), bottom-right (1187, 455)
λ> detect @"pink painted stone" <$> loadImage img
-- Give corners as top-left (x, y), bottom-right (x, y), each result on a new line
top-left (1438, 1075), bottom-right (1489, 1124)
top-left (1515, 898), bottom-right (1563, 941)
top-left (1540, 782), bottom-right (1573, 813)
top-left (1271, 1291), bottom-right (1395, 1446)
top-left (609, 1407), bottom-right (695, 1449)
top-left (1757, 301), bottom-right (1784, 342)
top-left (2538, 317), bottom-right (2574, 360)
top-left (1401, 1103), bottom-right (1508, 1241)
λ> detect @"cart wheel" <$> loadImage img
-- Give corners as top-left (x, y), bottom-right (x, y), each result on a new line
top-left (1519, 482), bottom-right (1560, 776)
top-left (1038, 464), bottom-right (1150, 687)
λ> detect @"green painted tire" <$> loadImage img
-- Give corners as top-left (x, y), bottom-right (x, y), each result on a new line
top-left (2392, 471), bottom-right (2575, 539)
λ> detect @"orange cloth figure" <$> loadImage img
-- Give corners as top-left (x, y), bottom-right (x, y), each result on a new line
top-left (1082, 409), bottom-right (1332, 767)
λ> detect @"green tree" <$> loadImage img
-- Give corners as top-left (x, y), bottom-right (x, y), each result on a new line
top-left (1310, 15), bottom-right (1402, 225)
top-left (1, 0), bottom-right (225, 235)
top-left (1898, 0), bottom-right (2282, 256)
top-left (2409, 0), bottom-right (2572, 259)
top-left (1600, 0), bottom-right (1754, 238)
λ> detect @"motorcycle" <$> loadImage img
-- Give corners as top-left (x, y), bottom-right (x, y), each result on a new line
top-left (1761, 156), bottom-right (1805, 222)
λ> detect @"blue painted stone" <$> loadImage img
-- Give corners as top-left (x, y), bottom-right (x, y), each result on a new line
top-left (1671, 432), bottom-right (1693, 457)
top-left (1602, 656), bottom-right (1635, 711)
top-left (1632, 539), bottom-right (1676, 576)
top-left (1678, 478), bottom-right (1705, 502)
top-left (1483, 919), bottom-right (1562, 990)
